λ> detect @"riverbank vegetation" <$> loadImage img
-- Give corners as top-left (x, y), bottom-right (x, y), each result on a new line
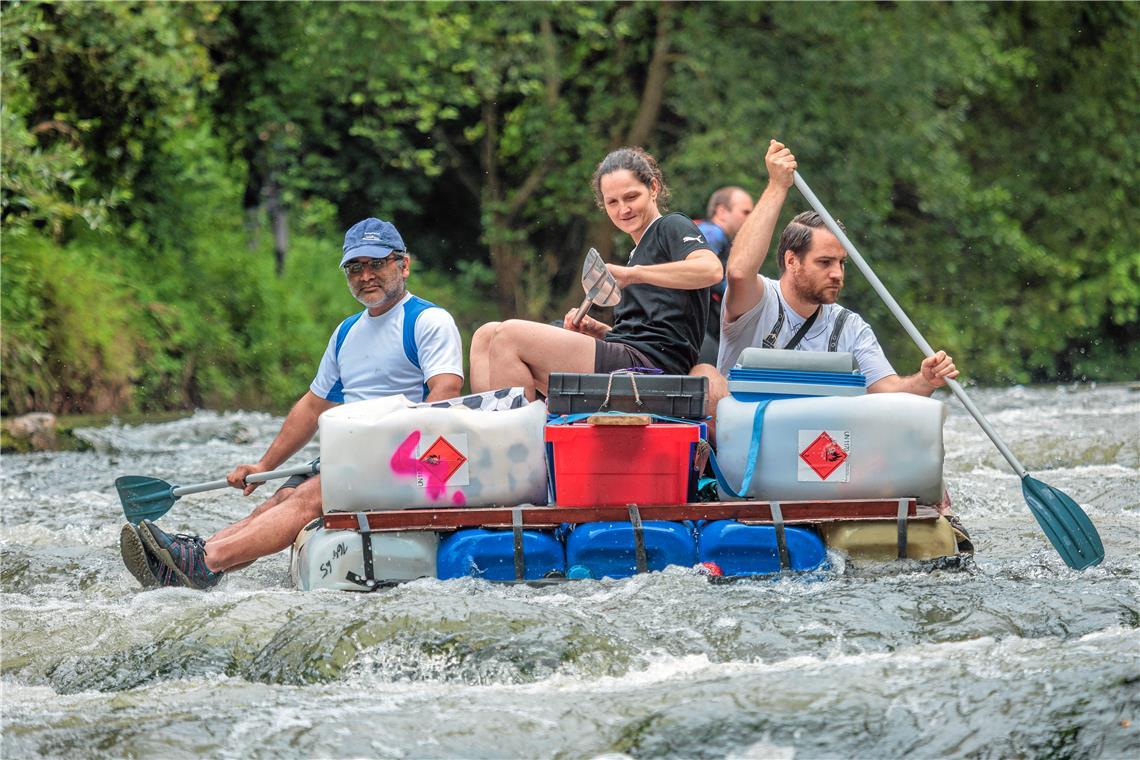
top-left (3, 1), bottom-right (1136, 415)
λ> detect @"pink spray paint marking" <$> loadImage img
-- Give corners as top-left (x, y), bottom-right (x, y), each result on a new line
top-left (389, 430), bottom-right (468, 503)
top-left (390, 430), bottom-right (423, 477)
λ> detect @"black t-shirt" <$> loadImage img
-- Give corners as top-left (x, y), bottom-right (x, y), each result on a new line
top-left (605, 213), bottom-right (712, 374)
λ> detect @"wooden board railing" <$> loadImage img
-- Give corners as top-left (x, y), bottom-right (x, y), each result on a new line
top-left (322, 499), bottom-right (932, 533)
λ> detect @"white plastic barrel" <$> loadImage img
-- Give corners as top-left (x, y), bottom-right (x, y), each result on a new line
top-left (319, 397), bottom-right (548, 511)
top-left (291, 521), bottom-right (438, 591)
top-left (716, 393), bottom-right (946, 504)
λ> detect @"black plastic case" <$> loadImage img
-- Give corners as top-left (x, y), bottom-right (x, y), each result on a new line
top-left (547, 373), bottom-right (707, 419)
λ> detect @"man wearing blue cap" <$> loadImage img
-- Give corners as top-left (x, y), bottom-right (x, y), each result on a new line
top-left (120, 218), bottom-right (464, 590)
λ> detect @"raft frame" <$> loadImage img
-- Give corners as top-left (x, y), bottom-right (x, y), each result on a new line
top-left (322, 498), bottom-right (922, 533)
top-left (296, 500), bottom-right (962, 590)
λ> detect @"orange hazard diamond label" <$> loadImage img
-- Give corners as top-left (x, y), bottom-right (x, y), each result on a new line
top-left (418, 436), bottom-right (468, 484)
top-left (799, 431), bottom-right (848, 481)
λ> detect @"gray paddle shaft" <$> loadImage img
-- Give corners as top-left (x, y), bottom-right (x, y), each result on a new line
top-left (793, 172), bottom-right (1029, 479)
top-left (170, 461), bottom-right (321, 497)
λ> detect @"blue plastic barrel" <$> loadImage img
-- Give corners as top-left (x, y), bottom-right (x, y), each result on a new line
top-left (698, 520), bottom-right (827, 575)
top-left (437, 528), bottom-right (565, 581)
top-left (564, 521), bottom-right (698, 579)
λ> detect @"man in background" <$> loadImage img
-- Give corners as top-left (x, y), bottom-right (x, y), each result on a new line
top-left (697, 186), bottom-right (754, 364)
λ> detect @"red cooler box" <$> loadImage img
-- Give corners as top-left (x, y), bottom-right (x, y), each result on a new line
top-left (544, 423), bottom-right (700, 507)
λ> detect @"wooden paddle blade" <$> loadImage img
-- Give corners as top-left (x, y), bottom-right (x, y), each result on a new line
top-left (1022, 475), bottom-right (1105, 570)
top-left (115, 475), bottom-right (177, 523)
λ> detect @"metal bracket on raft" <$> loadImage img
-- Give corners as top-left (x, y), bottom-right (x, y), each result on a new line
top-left (897, 498), bottom-right (909, 560)
top-left (770, 501), bottom-right (790, 570)
top-left (345, 511), bottom-right (379, 590)
top-left (511, 507), bottom-right (526, 581)
top-left (628, 504), bottom-right (648, 574)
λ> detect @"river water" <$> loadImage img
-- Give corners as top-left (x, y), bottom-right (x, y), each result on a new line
top-left (2, 384), bottom-right (1137, 759)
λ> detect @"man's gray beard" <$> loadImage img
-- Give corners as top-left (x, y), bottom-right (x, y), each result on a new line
top-left (353, 292), bottom-right (389, 308)
top-left (352, 282), bottom-right (406, 309)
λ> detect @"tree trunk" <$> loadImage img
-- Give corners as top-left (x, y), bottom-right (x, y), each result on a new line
top-left (264, 175), bottom-right (289, 276)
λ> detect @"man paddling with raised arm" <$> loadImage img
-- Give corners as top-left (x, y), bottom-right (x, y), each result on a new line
top-left (690, 139), bottom-right (959, 412)
top-left (119, 218), bottom-right (464, 590)
top-left (688, 140), bottom-right (969, 548)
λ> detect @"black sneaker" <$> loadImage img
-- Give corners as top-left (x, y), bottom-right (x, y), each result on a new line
top-left (119, 523), bottom-right (179, 588)
top-left (138, 520), bottom-right (223, 590)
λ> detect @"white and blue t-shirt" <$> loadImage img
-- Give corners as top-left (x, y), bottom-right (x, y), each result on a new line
top-left (310, 292), bottom-right (464, 404)
top-left (718, 275), bottom-right (896, 387)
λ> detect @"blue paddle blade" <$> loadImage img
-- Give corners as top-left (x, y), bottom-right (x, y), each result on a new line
top-left (115, 475), bottom-right (177, 523)
top-left (1022, 475), bottom-right (1105, 570)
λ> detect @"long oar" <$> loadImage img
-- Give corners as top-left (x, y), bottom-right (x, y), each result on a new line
top-left (793, 171), bottom-right (1104, 570)
top-left (115, 461), bottom-right (321, 523)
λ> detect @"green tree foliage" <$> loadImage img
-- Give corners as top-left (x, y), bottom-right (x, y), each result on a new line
top-left (205, 1), bottom-right (680, 318)
top-left (2, 2), bottom-right (223, 239)
top-left (2, 0), bottom-right (1135, 415)
top-left (959, 2), bottom-right (1140, 381)
top-left (0, 1), bottom-right (345, 412)
top-left (666, 2), bottom-right (1138, 383)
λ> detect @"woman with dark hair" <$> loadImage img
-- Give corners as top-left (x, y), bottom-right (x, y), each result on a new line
top-left (470, 146), bottom-right (723, 400)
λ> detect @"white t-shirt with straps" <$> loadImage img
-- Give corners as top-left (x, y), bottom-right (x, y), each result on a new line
top-left (310, 292), bottom-right (463, 405)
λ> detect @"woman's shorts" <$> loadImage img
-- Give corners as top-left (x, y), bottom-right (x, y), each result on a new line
top-left (593, 339), bottom-right (658, 373)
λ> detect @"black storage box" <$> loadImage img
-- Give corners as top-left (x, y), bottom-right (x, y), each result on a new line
top-left (547, 373), bottom-right (707, 419)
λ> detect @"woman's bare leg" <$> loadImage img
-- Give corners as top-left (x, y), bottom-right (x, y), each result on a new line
top-left (469, 322), bottom-right (500, 393)
top-left (486, 320), bottom-right (596, 399)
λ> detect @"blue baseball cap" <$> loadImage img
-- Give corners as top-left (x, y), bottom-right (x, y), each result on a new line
top-left (340, 218), bottom-right (406, 267)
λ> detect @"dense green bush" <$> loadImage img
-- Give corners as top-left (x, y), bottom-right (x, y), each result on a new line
top-left (1, 220), bottom-right (500, 414)
top-left (1, 230), bottom-right (138, 412)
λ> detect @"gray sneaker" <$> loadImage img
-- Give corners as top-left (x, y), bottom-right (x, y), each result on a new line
top-left (138, 520), bottom-right (223, 590)
top-left (119, 523), bottom-right (178, 588)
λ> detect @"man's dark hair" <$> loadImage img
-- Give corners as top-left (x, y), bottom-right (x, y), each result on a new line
top-left (775, 211), bottom-right (845, 273)
top-left (706, 186), bottom-right (746, 219)
top-left (592, 146), bottom-right (671, 211)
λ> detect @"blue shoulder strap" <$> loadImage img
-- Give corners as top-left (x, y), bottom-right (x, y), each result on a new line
top-left (326, 311), bottom-right (366, 403)
top-left (401, 296), bottom-right (438, 368)
top-left (334, 311), bottom-right (365, 360)
top-left (402, 295), bottom-right (438, 398)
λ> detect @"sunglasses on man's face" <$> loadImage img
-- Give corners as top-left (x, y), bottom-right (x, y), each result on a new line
top-left (343, 253), bottom-right (406, 276)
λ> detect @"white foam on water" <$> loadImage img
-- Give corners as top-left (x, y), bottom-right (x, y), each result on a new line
top-left (1, 519), bottom-right (118, 547)
top-left (74, 409), bottom-right (288, 454)
top-left (726, 734), bottom-right (797, 760)
top-left (377, 624), bottom-right (1137, 706)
